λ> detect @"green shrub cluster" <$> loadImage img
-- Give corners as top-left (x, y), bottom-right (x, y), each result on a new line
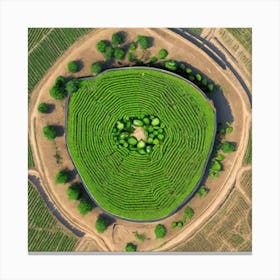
top-left (197, 186), bottom-right (209, 197)
top-left (49, 76), bottom-right (66, 100)
top-left (154, 224), bottom-right (167, 239)
top-left (37, 102), bottom-right (49, 113)
top-left (112, 115), bottom-right (165, 155)
top-left (91, 62), bottom-right (102, 74)
top-left (134, 231), bottom-right (146, 242)
top-left (77, 196), bottom-right (94, 215)
top-left (67, 183), bottom-right (82, 200)
top-left (125, 242), bottom-right (137, 252)
top-left (67, 61), bottom-right (79, 73)
top-left (158, 48), bottom-right (168, 59)
top-left (55, 170), bottom-right (71, 184)
top-left (66, 78), bottom-right (80, 94)
top-left (183, 206), bottom-right (194, 222)
top-left (112, 32), bottom-right (124, 47)
top-left (95, 215), bottom-right (109, 233)
top-left (136, 35), bottom-right (149, 50)
top-left (42, 125), bottom-right (56, 140)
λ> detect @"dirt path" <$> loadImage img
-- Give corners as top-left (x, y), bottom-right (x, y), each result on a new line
top-left (28, 28), bottom-right (251, 252)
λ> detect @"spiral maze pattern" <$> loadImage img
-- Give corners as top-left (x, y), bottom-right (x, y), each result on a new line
top-left (67, 68), bottom-right (216, 221)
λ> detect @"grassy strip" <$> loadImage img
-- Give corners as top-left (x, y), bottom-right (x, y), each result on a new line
top-left (28, 182), bottom-right (78, 252)
top-left (244, 128), bottom-right (252, 164)
top-left (226, 28), bottom-right (252, 54)
top-left (188, 28), bottom-right (203, 36)
top-left (28, 137), bottom-right (35, 168)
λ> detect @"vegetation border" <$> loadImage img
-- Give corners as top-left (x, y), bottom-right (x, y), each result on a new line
top-left (65, 66), bottom-right (217, 222)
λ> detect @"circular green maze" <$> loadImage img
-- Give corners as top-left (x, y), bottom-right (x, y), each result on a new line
top-left (67, 68), bottom-right (216, 221)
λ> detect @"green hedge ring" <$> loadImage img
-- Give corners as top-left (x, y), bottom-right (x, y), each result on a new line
top-left (66, 67), bottom-right (216, 221)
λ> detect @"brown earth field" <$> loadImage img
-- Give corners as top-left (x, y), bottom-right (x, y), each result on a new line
top-left (28, 28), bottom-right (252, 252)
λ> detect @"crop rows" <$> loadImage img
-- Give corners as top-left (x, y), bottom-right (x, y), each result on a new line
top-left (28, 28), bottom-right (92, 95)
top-left (28, 183), bottom-right (78, 251)
top-left (67, 69), bottom-right (215, 220)
top-left (28, 28), bottom-right (52, 51)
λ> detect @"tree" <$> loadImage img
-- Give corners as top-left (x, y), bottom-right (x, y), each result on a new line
top-left (91, 62), bottom-right (102, 74)
top-left (129, 42), bottom-right (137, 51)
top-left (158, 48), bottom-right (168, 59)
top-left (96, 40), bottom-right (107, 53)
top-left (112, 33), bottom-right (124, 47)
top-left (104, 46), bottom-right (114, 60)
top-left (207, 83), bottom-right (214, 92)
top-left (49, 76), bottom-right (66, 100)
top-left (127, 52), bottom-right (135, 62)
top-left (66, 78), bottom-right (80, 94)
top-left (154, 224), bottom-right (167, 239)
top-left (38, 102), bottom-right (49, 113)
top-left (136, 35), bottom-right (149, 50)
top-left (114, 48), bottom-right (125, 60)
top-left (95, 216), bottom-right (109, 233)
top-left (77, 197), bottom-right (93, 215)
top-left (67, 183), bottom-right (82, 200)
top-left (42, 125), bottom-right (56, 140)
top-left (149, 56), bottom-right (158, 63)
top-left (67, 61), bottom-right (78, 73)
top-left (164, 60), bottom-right (177, 71)
top-left (183, 206), bottom-right (194, 221)
top-left (197, 186), bottom-right (209, 197)
top-left (195, 73), bottom-right (202, 82)
top-left (210, 160), bottom-right (222, 171)
top-left (125, 242), bottom-right (137, 252)
top-left (55, 170), bottom-right (70, 184)
top-left (221, 141), bottom-right (235, 153)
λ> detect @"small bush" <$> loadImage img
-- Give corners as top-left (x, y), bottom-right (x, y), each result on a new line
top-left (164, 60), bottom-right (177, 71)
top-left (136, 35), bottom-right (149, 50)
top-left (210, 160), bottom-right (222, 171)
top-left (177, 221), bottom-right (184, 228)
top-left (216, 154), bottom-right (225, 161)
top-left (49, 76), bottom-right (66, 100)
top-left (179, 64), bottom-right (186, 71)
top-left (66, 78), bottom-right (80, 94)
top-left (38, 102), bottom-right (49, 113)
top-left (42, 125), bottom-right (56, 140)
top-left (95, 216), bottom-right (109, 233)
top-left (183, 207), bottom-right (194, 221)
top-left (67, 183), bottom-right (82, 200)
top-left (154, 224), bottom-right (167, 239)
top-left (129, 42), bottom-right (137, 51)
top-left (158, 48), bottom-right (168, 59)
top-left (91, 62), bottom-right (102, 74)
top-left (226, 127), bottom-right (233, 134)
top-left (125, 242), bottom-right (137, 252)
top-left (77, 197), bottom-right (93, 215)
top-left (127, 52), bottom-right (135, 62)
top-left (114, 48), bottom-right (126, 60)
top-left (55, 170), bottom-right (70, 184)
top-left (134, 231), bottom-right (146, 242)
top-left (112, 33), bottom-right (124, 47)
top-left (207, 83), bottom-right (214, 92)
top-left (96, 40), bottom-right (107, 53)
top-left (149, 56), bottom-right (158, 63)
top-left (195, 73), bottom-right (202, 81)
top-left (104, 46), bottom-right (114, 60)
top-left (171, 221), bottom-right (177, 228)
top-left (186, 67), bottom-right (192, 74)
top-left (221, 142), bottom-right (236, 153)
top-left (67, 61), bottom-right (78, 73)
top-left (197, 186), bottom-right (209, 197)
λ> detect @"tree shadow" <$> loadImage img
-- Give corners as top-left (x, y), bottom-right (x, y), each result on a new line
top-left (45, 103), bottom-right (55, 114)
top-left (147, 36), bottom-right (154, 48)
top-left (53, 125), bottom-right (64, 137)
top-left (118, 31), bottom-right (127, 44)
top-left (76, 59), bottom-right (84, 72)
top-left (99, 213), bottom-right (116, 227)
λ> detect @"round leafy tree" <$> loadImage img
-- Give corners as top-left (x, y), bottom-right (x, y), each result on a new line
top-left (125, 243), bottom-right (137, 252)
top-left (136, 35), bottom-right (149, 50)
top-left (66, 78), bottom-right (80, 94)
top-left (112, 33), bottom-right (124, 47)
top-left (49, 76), bottom-right (66, 100)
top-left (77, 197), bottom-right (93, 215)
top-left (91, 62), bottom-right (102, 74)
top-left (114, 48), bottom-right (125, 60)
top-left (96, 40), bottom-right (107, 53)
top-left (183, 206), bottom-right (194, 221)
top-left (104, 47), bottom-right (114, 60)
top-left (55, 170), bottom-right (70, 184)
top-left (221, 141), bottom-right (235, 153)
top-left (38, 102), bottom-right (49, 113)
top-left (158, 48), bottom-right (168, 59)
top-left (67, 61), bottom-right (78, 73)
top-left (67, 183), bottom-right (82, 200)
top-left (95, 216), bottom-right (109, 233)
top-left (154, 224), bottom-right (167, 239)
top-left (42, 125), bottom-right (56, 140)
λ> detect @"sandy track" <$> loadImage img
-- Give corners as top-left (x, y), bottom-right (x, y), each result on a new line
top-left (28, 28), bottom-right (251, 252)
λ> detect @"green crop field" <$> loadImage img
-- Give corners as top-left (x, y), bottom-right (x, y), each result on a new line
top-left (28, 183), bottom-right (78, 251)
top-left (67, 68), bottom-right (215, 220)
top-left (28, 28), bottom-right (93, 96)
top-left (226, 28), bottom-right (252, 54)
top-left (244, 127), bottom-right (252, 164)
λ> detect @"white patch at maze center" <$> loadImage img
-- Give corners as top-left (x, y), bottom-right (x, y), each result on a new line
top-left (131, 125), bottom-right (147, 141)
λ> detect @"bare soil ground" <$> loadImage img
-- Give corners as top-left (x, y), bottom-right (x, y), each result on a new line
top-left (29, 28), bottom-right (251, 252)
top-left (131, 126), bottom-right (147, 141)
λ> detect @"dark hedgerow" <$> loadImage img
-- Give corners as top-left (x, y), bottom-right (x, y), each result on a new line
top-left (95, 216), bottom-right (109, 233)
top-left (42, 125), bottom-right (56, 140)
top-left (67, 183), bottom-right (82, 200)
top-left (125, 242), bottom-right (137, 252)
top-left (154, 224), bottom-right (167, 239)
top-left (55, 170), bottom-right (71, 184)
top-left (67, 61), bottom-right (78, 73)
top-left (91, 62), bottom-right (102, 74)
top-left (158, 48), bottom-right (168, 59)
top-left (38, 102), bottom-right (49, 113)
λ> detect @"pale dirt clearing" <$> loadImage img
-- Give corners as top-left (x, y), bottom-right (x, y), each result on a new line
top-left (131, 126), bottom-right (147, 141)
top-left (29, 28), bottom-right (251, 251)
